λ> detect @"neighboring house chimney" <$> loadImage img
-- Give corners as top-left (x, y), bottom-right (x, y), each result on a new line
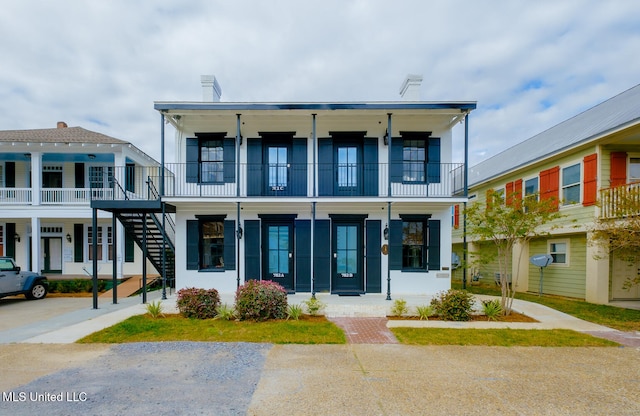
top-left (201, 75), bottom-right (222, 102)
top-left (399, 74), bottom-right (423, 100)
top-left (57, 121), bottom-right (68, 128)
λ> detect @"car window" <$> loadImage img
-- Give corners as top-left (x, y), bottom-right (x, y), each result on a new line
top-left (0, 260), bottom-right (13, 271)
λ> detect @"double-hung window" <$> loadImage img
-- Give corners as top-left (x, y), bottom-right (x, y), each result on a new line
top-left (549, 239), bottom-right (569, 265)
top-left (403, 139), bottom-right (426, 183)
top-left (201, 220), bottom-right (225, 269)
top-left (200, 139), bottom-right (224, 183)
top-left (561, 163), bottom-right (581, 205)
top-left (629, 157), bottom-right (640, 183)
top-left (87, 225), bottom-right (113, 261)
top-left (402, 219), bottom-right (427, 270)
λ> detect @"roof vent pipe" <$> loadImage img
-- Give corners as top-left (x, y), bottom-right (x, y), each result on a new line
top-left (399, 74), bottom-right (423, 100)
top-left (201, 75), bottom-right (222, 102)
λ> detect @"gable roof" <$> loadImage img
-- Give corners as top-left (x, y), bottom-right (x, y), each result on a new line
top-left (0, 126), bottom-right (128, 144)
top-left (469, 83), bottom-right (640, 187)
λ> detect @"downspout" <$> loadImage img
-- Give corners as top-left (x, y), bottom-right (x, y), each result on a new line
top-left (463, 111), bottom-right (469, 289)
top-left (161, 112), bottom-right (167, 299)
top-left (311, 114), bottom-right (317, 299)
top-left (112, 214), bottom-right (118, 304)
top-left (92, 208), bottom-right (98, 309)
top-left (236, 114), bottom-right (242, 289)
top-left (386, 113), bottom-right (392, 301)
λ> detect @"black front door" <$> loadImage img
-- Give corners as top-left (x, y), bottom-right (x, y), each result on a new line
top-left (335, 143), bottom-right (362, 196)
top-left (264, 143), bottom-right (290, 196)
top-left (332, 221), bottom-right (364, 294)
top-left (262, 220), bottom-right (294, 292)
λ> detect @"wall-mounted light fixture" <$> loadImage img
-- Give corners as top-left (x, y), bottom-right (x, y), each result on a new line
top-left (383, 224), bottom-right (389, 241)
top-left (383, 130), bottom-right (389, 146)
top-left (14, 233), bottom-right (20, 242)
top-left (237, 225), bottom-right (243, 240)
top-left (24, 153), bottom-right (31, 158)
top-left (88, 154), bottom-right (96, 160)
top-left (66, 233), bottom-right (72, 243)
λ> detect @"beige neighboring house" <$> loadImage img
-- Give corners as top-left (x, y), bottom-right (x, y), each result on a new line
top-left (453, 83), bottom-right (640, 304)
top-left (0, 122), bottom-right (163, 282)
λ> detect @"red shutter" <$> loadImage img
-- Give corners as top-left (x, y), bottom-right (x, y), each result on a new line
top-left (514, 179), bottom-right (523, 209)
top-left (583, 153), bottom-right (598, 206)
top-left (540, 166), bottom-right (560, 211)
top-left (505, 181), bottom-right (514, 206)
top-left (453, 204), bottom-right (460, 229)
top-left (610, 152), bottom-right (627, 187)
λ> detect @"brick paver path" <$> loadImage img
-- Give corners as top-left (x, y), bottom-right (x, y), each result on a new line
top-left (329, 317), bottom-right (399, 344)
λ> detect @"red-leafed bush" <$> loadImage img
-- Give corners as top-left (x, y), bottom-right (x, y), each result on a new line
top-left (176, 287), bottom-right (221, 319)
top-left (234, 280), bottom-right (288, 321)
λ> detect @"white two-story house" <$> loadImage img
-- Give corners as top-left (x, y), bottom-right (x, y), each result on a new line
top-left (145, 77), bottom-right (475, 296)
top-left (0, 122), bottom-right (163, 284)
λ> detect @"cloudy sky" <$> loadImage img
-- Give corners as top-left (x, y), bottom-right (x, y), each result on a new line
top-left (2, 0), bottom-right (639, 165)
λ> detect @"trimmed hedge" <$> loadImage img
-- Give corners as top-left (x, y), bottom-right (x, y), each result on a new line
top-left (176, 287), bottom-right (221, 319)
top-left (235, 280), bottom-right (288, 321)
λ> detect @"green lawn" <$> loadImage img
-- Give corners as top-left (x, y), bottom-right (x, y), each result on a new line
top-left (77, 314), bottom-right (346, 344)
top-left (452, 280), bottom-right (640, 331)
top-left (391, 328), bottom-right (619, 347)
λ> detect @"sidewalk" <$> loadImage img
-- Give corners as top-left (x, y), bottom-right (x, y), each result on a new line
top-left (7, 291), bottom-right (639, 347)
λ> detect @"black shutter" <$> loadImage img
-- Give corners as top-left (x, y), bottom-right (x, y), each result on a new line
top-left (427, 138), bottom-right (441, 183)
top-left (428, 219), bottom-right (441, 270)
top-left (125, 232), bottom-right (135, 262)
top-left (186, 220), bottom-right (199, 270)
top-left (295, 220), bottom-right (311, 292)
top-left (313, 219), bottom-right (331, 291)
top-left (291, 138), bottom-right (308, 196)
top-left (318, 138), bottom-right (333, 196)
top-left (5, 223), bottom-right (15, 258)
top-left (223, 138), bottom-right (236, 183)
top-left (247, 138), bottom-right (263, 196)
top-left (223, 220), bottom-right (236, 271)
top-left (389, 139), bottom-right (403, 184)
top-left (186, 138), bottom-right (199, 183)
top-left (5, 162), bottom-right (15, 188)
top-left (242, 220), bottom-right (260, 282)
top-left (389, 220), bottom-right (403, 270)
top-left (365, 220), bottom-right (381, 293)
top-left (74, 224), bottom-right (84, 262)
top-left (75, 163), bottom-right (85, 188)
top-left (244, 220), bottom-right (260, 281)
top-left (363, 138), bottom-right (379, 196)
top-left (125, 163), bottom-right (135, 193)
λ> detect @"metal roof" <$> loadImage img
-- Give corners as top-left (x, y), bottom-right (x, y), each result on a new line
top-left (469, 83), bottom-right (640, 187)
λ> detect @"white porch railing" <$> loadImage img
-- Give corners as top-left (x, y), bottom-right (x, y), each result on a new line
top-left (0, 188), bottom-right (31, 204)
top-left (0, 187), bottom-right (114, 205)
top-left (599, 182), bottom-right (640, 219)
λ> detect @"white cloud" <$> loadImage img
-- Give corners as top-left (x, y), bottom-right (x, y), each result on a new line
top-left (1, 0), bottom-right (639, 165)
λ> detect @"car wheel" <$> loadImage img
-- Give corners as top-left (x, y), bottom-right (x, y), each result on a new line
top-left (26, 282), bottom-right (48, 300)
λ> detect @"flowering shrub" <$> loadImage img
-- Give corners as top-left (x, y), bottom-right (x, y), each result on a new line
top-left (235, 280), bottom-right (288, 321)
top-left (176, 287), bottom-right (221, 319)
top-left (430, 289), bottom-right (474, 321)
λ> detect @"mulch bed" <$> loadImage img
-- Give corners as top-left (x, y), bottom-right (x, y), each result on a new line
top-left (388, 312), bottom-right (538, 323)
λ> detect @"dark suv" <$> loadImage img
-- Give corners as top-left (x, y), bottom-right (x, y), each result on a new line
top-left (0, 257), bottom-right (48, 300)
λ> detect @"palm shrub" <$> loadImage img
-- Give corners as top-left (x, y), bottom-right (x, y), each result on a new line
top-left (430, 289), bottom-right (474, 321)
top-left (415, 304), bottom-right (434, 320)
top-left (176, 287), bottom-right (221, 319)
top-left (482, 299), bottom-right (503, 321)
top-left (302, 297), bottom-right (326, 316)
top-left (390, 298), bottom-right (408, 317)
top-left (287, 304), bottom-right (304, 320)
top-left (214, 303), bottom-right (237, 321)
top-left (234, 280), bottom-right (288, 321)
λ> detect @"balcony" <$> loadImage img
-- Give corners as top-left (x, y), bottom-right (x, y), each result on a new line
top-left (0, 188), bottom-right (115, 205)
top-left (599, 182), bottom-right (640, 219)
top-left (154, 162), bottom-right (466, 198)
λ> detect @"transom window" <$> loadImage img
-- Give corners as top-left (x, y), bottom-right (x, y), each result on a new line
top-left (403, 139), bottom-right (425, 182)
top-left (402, 220), bottom-right (427, 270)
top-left (562, 163), bottom-right (581, 205)
top-left (200, 139), bottom-right (224, 183)
top-left (201, 220), bottom-right (224, 269)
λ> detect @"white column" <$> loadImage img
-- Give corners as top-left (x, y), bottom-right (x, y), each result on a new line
top-left (512, 240), bottom-right (530, 292)
top-left (30, 152), bottom-right (42, 205)
top-left (31, 217), bottom-right (41, 273)
top-left (585, 232), bottom-right (610, 304)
